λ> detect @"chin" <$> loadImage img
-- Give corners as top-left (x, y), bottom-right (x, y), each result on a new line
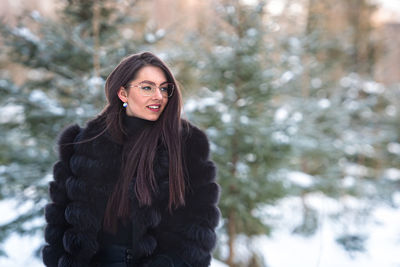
top-left (145, 115), bottom-right (160, 121)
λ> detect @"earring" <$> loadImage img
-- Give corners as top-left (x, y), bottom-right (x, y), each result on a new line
top-left (123, 102), bottom-right (128, 108)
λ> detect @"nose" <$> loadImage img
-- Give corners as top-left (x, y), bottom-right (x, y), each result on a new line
top-left (152, 87), bottom-right (163, 99)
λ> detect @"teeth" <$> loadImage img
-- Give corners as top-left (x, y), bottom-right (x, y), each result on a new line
top-left (148, 105), bottom-right (159, 109)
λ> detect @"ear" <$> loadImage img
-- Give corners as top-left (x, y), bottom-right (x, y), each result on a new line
top-left (117, 87), bottom-right (128, 102)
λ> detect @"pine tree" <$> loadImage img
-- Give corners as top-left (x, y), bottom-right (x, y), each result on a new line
top-left (272, 0), bottom-right (398, 254)
top-left (184, 1), bottom-right (288, 265)
top-left (0, 0), bottom-right (162, 256)
top-left (183, 0), bottom-right (399, 264)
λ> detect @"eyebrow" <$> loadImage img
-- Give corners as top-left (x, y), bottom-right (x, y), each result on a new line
top-left (140, 80), bottom-right (168, 85)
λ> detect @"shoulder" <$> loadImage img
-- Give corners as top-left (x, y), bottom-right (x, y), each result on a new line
top-left (180, 120), bottom-right (217, 187)
top-left (181, 119), bottom-right (211, 161)
top-left (78, 114), bottom-right (107, 141)
top-left (57, 115), bottom-right (109, 161)
top-left (57, 124), bottom-right (81, 163)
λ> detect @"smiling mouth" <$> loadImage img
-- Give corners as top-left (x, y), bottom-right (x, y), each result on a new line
top-left (147, 105), bottom-right (161, 111)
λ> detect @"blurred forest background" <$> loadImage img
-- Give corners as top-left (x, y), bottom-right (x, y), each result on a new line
top-left (0, 0), bottom-right (399, 266)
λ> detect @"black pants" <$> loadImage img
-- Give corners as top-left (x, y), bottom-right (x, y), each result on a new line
top-left (94, 244), bottom-right (191, 267)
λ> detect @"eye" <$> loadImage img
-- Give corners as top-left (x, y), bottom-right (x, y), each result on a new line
top-left (140, 85), bottom-right (153, 91)
top-left (160, 86), bottom-right (169, 92)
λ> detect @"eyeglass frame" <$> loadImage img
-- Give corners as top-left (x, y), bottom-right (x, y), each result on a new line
top-left (124, 80), bottom-right (175, 98)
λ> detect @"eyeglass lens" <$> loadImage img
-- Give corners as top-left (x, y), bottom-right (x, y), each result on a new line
top-left (139, 82), bottom-right (174, 97)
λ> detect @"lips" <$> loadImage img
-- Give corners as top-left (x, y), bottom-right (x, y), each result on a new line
top-left (147, 104), bottom-right (161, 112)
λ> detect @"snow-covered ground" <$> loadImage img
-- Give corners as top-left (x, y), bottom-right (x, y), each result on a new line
top-left (259, 205), bottom-right (400, 267)
top-left (0, 199), bottom-right (398, 267)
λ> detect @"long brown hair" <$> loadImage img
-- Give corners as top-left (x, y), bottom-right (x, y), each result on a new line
top-left (101, 52), bottom-right (186, 232)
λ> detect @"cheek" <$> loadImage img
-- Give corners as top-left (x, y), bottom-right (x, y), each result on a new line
top-left (130, 95), bottom-right (144, 106)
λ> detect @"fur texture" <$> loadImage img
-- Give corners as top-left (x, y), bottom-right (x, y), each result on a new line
top-left (43, 118), bottom-right (221, 267)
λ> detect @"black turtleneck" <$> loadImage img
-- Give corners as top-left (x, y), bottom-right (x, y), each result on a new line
top-left (122, 112), bottom-right (156, 137)
top-left (99, 113), bottom-right (156, 247)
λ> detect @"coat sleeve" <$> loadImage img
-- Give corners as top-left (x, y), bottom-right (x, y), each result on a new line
top-left (154, 125), bottom-right (221, 267)
top-left (42, 124), bottom-right (81, 267)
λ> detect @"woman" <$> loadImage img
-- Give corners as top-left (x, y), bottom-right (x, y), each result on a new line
top-left (42, 52), bottom-right (220, 267)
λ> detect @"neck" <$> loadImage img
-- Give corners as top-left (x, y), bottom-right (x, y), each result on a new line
top-left (122, 112), bottom-right (156, 137)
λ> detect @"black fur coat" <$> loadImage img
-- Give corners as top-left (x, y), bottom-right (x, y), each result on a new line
top-left (42, 116), bottom-right (220, 267)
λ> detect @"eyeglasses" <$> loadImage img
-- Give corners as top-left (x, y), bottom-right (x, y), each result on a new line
top-left (126, 81), bottom-right (175, 98)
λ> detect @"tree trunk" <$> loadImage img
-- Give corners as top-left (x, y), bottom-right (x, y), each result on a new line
top-left (227, 210), bottom-right (236, 267)
top-left (92, 1), bottom-right (100, 78)
top-left (227, 133), bottom-right (238, 266)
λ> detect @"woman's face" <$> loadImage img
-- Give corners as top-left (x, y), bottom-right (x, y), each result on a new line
top-left (118, 65), bottom-right (169, 121)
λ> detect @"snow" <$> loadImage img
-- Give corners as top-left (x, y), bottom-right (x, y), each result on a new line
top-left (0, 198), bottom-right (398, 267)
top-left (318, 98), bottom-right (331, 109)
top-left (257, 206), bottom-right (400, 267)
top-left (155, 29), bottom-right (166, 38)
top-left (385, 105), bottom-right (397, 117)
top-left (211, 259), bottom-right (229, 267)
top-left (311, 78), bottom-right (322, 89)
top-left (387, 142), bottom-right (400, 155)
top-left (266, 0), bottom-right (286, 16)
top-left (0, 105), bottom-right (25, 124)
top-left (393, 192), bottom-right (400, 206)
top-left (287, 171), bottom-right (314, 187)
top-left (280, 71), bottom-right (294, 83)
top-left (0, 199), bottom-right (38, 225)
top-left (221, 113), bottom-right (232, 123)
top-left (274, 107), bottom-right (289, 122)
top-left (256, 198), bottom-right (400, 267)
top-left (145, 33), bottom-right (156, 43)
top-left (344, 163), bottom-right (369, 177)
top-left (87, 76), bottom-right (104, 88)
top-left (246, 28), bottom-right (258, 37)
top-left (12, 27), bottom-right (39, 43)
top-left (184, 90), bottom-right (223, 113)
top-left (271, 131), bottom-right (290, 144)
top-left (383, 168), bottom-right (400, 181)
top-left (362, 81), bottom-right (385, 94)
top-left (292, 112), bottom-right (303, 122)
top-left (305, 193), bottom-right (342, 213)
top-left (239, 115), bottom-right (249, 124)
top-left (29, 89), bottom-right (65, 115)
